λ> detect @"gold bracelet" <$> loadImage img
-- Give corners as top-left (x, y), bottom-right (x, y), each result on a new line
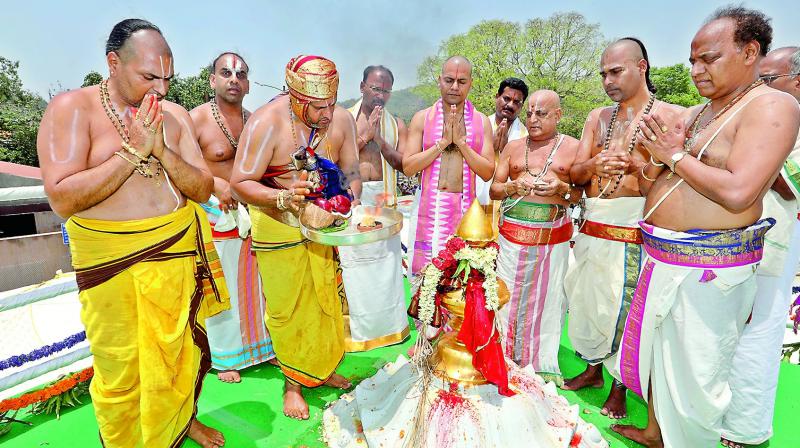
top-left (121, 142), bottom-right (148, 162)
top-left (649, 155), bottom-right (665, 167)
top-left (114, 151), bottom-right (139, 168)
top-left (276, 189), bottom-right (293, 211)
top-left (503, 181), bottom-right (514, 197)
top-left (641, 164), bottom-right (657, 182)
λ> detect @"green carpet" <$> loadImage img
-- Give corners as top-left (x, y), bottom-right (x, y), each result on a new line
top-left (3, 318), bottom-right (799, 447)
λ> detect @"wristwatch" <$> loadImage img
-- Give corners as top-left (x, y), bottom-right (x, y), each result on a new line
top-left (670, 151), bottom-right (687, 173)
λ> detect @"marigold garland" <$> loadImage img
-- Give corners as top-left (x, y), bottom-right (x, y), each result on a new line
top-left (0, 367), bottom-right (93, 413)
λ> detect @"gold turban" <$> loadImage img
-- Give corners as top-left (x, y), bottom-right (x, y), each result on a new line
top-left (285, 55), bottom-right (339, 128)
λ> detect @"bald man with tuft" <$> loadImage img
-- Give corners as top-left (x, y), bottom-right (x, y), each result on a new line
top-left (489, 89), bottom-right (581, 383)
top-left (403, 55), bottom-right (495, 278)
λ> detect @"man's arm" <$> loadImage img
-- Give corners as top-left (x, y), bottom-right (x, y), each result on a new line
top-left (374, 117), bottom-right (406, 172)
top-left (771, 175), bottom-right (796, 200)
top-left (643, 93), bottom-right (800, 212)
top-left (156, 103), bottom-right (214, 203)
top-left (338, 109), bottom-right (362, 201)
top-left (189, 105), bottom-right (236, 211)
top-left (37, 91), bottom-right (144, 218)
top-left (571, 109), bottom-right (610, 186)
top-left (403, 109), bottom-right (445, 176)
top-left (489, 148), bottom-right (512, 200)
top-left (458, 114), bottom-right (496, 182)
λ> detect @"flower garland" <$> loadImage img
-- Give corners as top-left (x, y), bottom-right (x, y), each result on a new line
top-left (0, 367), bottom-right (93, 413)
top-left (0, 332), bottom-right (86, 372)
top-left (414, 237), bottom-right (500, 326)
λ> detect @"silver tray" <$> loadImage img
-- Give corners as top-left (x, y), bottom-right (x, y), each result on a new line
top-left (300, 204), bottom-right (403, 246)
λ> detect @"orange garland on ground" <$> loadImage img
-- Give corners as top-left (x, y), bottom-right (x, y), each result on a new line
top-left (0, 367), bottom-right (93, 413)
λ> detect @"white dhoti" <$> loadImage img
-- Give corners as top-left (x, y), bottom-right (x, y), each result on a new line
top-left (565, 197), bottom-right (644, 379)
top-left (338, 181), bottom-right (409, 352)
top-left (618, 220), bottom-right (773, 448)
top-left (722, 189), bottom-right (800, 444)
top-left (202, 200), bottom-right (274, 371)
top-left (496, 201), bottom-right (572, 378)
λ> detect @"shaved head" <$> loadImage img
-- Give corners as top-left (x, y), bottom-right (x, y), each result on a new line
top-left (442, 56), bottom-right (473, 77)
top-left (762, 46), bottom-right (800, 72)
top-left (600, 37), bottom-right (656, 96)
top-left (759, 46), bottom-right (800, 101)
top-left (602, 39), bottom-right (644, 64)
top-left (528, 89), bottom-right (561, 109)
top-left (119, 29), bottom-right (172, 62)
top-left (526, 90), bottom-right (562, 140)
top-left (438, 55), bottom-right (473, 106)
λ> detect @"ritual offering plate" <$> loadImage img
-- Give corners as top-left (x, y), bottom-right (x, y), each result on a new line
top-left (301, 204), bottom-right (402, 246)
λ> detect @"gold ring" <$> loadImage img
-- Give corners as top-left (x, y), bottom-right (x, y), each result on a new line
top-left (660, 126), bottom-right (668, 133)
top-left (143, 119), bottom-right (151, 127)
top-left (650, 135), bottom-right (658, 142)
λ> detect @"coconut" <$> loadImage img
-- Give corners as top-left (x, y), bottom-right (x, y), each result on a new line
top-left (301, 203), bottom-right (336, 229)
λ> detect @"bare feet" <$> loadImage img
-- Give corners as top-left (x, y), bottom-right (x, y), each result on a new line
top-left (600, 382), bottom-right (628, 419)
top-left (561, 364), bottom-right (604, 391)
top-left (188, 419), bottom-right (225, 448)
top-left (283, 382), bottom-right (310, 420)
top-left (720, 438), bottom-right (747, 448)
top-left (217, 370), bottom-right (241, 383)
top-left (610, 424), bottom-right (663, 448)
top-left (324, 373), bottom-right (352, 390)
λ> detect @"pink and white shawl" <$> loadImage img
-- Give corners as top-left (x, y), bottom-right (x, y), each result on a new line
top-left (410, 99), bottom-right (484, 276)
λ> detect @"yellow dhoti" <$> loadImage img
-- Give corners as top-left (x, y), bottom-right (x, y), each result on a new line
top-left (251, 208), bottom-right (344, 387)
top-left (66, 203), bottom-right (229, 448)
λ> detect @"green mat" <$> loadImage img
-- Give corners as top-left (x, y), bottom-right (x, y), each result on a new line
top-left (3, 314), bottom-right (799, 447)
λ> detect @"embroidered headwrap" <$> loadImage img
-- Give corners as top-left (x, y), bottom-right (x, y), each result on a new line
top-left (285, 55), bottom-right (339, 128)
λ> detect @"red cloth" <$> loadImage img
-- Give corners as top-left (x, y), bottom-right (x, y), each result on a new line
top-left (457, 272), bottom-right (514, 396)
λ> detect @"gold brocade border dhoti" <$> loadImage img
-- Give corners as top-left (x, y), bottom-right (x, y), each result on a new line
top-left (251, 208), bottom-right (345, 387)
top-left (66, 204), bottom-right (229, 448)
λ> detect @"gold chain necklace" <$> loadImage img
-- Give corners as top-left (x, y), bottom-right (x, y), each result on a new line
top-left (210, 97), bottom-right (246, 149)
top-left (684, 79), bottom-right (764, 152)
top-left (524, 134), bottom-right (561, 182)
top-left (596, 93), bottom-right (655, 198)
top-left (99, 79), bottom-right (161, 179)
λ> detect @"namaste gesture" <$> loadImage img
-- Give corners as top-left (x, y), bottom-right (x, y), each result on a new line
top-left (439, 104), bottom-right (468, 151)
top-left (130, 93), bottom-right (166, 159)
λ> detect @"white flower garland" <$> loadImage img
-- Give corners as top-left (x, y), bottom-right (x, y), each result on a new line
top-left (417, 263), bottom-right (443, 326)
top-left (415, 239), bottom-right (500, 326)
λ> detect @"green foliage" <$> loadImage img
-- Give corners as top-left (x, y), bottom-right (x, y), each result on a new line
top-left (415, 13), bottom-right (610, 138)
top-left (651, 64), bottom-right (705, 107)
top-left (165, 67), bottom-right (212, 111)
top-left (29, 375), bottom-right (91, 419)
top-left (81, 71), bottom-right (102, 88)
top-left (0, 56), bottom-right (45, 166)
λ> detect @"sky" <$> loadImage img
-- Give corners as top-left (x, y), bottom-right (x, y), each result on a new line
top-left (1, 0), bottom-right (799, 110)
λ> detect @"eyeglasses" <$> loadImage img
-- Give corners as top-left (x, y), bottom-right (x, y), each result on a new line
top-left (367, 85), bottom-right (392, 95)
top-left (759, 73), bottom-right (800, 85)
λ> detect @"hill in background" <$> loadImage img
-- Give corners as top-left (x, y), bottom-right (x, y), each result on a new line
top-left (339, 86), bottom-right (428, 123)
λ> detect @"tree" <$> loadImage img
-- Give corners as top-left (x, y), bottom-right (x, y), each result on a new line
top-left (165, 67), bottom-right (212, 111)
top-left (82, 71), bottom-right (103, 88)
top-left (651, 64), bottom-right (705, 108)
top-left (415, 13), bottom-right (609, 138)
top-left (0, 56), bottom-right (45, 167)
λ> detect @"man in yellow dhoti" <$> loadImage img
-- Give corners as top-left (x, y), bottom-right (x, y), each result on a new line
top-left (230, 55), bottom-right (361, 420)
top-left (36, 19), bottom-right (228, 448)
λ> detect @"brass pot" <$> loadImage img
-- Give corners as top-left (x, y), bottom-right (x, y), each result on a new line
top-left (430, 278), bottom-right (509, 386)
